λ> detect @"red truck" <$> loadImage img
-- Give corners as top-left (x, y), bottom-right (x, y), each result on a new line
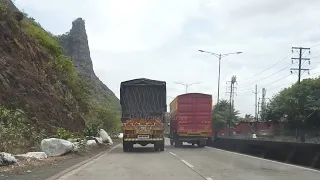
top-left (169, 93), bottom-right (213, 147)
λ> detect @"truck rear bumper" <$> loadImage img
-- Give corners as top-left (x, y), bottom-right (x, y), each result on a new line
top-left (124, 138), bottom-right (164, 141)
top-left (177, 136), bottom-right (208, 141)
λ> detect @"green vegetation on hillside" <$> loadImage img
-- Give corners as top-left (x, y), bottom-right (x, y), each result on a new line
top-left (0, 1), bottom-right (120, 152)
top-left (0, 106), bottom-right (46, 154)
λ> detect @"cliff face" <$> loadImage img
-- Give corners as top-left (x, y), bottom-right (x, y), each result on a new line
top-left (0, 1), bottom-right (85, 133)
top-left (59, 18), bottom-right (120, 111)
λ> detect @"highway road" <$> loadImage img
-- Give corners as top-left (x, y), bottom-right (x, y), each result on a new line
top-left (54, 138), bottom-right (320, 180)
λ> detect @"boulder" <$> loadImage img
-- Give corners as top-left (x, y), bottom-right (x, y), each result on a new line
top-left (15, 152), bottom-right (47, 160)
top-left (98, 129), bottom-right (110, 143)
top-left (98, 129), bottom-right (113, 145)
top-left (86, 140), bottom-right (98, 147)
top-left (118, 133), bottom-right (123, 139)
top-left (41, 138), bottom-right (74, 157)
top-left (0, 152), bottom-right (17, 166)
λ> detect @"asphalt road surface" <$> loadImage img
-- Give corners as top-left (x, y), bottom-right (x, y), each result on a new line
top-left (53, 138), bottom-right (320, 180)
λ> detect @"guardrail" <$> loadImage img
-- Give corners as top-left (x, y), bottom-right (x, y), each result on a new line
top-left (209, 137), bottom-right (320, 169)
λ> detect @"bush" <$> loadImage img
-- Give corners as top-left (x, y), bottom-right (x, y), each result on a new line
top-left (55, 127), bottom-right (74, 140)
top-left (0, 106), bottom-right (46, 154)
top-left (84, 123), bottom-right (100, 137)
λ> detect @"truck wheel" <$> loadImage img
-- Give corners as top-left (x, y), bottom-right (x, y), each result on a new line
top-left (197, 140), bottom-right (206, 148)
top-left (174, 139), bottom-right (182, 147)
top-left (160, 139), bottom-right (165, 151)
top-left (123, 143), bottom-right (129, 152)
top-left (154, 143), bottom-right (159, 151)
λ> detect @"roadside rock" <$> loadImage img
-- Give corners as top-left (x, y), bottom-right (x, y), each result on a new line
top-left (86, 140), bottom-right (98, 147)
top-left (0, 152), bottom-right (17, 166)
top-left (41, 138), bottom-right (74, 157)
top-left (118, 133), bottom-right (123, 139)
top-left (98, 129), bottom-right (113, 144)
top-left (15, 152), bottom-right (47, 160)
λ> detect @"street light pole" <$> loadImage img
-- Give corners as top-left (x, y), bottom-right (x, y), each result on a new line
top-left (198, 50), bottom-right (242, 104)
top-left (174, 82), bottom-right (200, 93)
top-left (217, 54), bottom-right (221, 104)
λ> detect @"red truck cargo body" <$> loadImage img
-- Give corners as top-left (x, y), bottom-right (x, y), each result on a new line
top-left (170, 93), bottom-right (212, 147)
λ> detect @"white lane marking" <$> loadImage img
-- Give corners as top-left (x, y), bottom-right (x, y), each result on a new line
top-left (205, 146), bottom-right (320, 173)
top-left (206, 178), bottom-right (213, 180)
top-left (181, 159), bottom-right (194, 168)
top-left (169, 152), bottom-right (177, 156)
top-left (56, 144), bottom-right (121, 180)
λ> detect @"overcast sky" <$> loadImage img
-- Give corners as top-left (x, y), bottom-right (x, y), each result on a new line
top-left (15, 0), bottom-right (320, 116)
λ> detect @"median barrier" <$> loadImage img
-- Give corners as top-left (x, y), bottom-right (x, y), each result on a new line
top-left (210, 137), bottom-right (320, 169)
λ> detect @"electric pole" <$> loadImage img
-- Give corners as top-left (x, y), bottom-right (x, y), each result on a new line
top-left (290, 47), bottom-right (311, 143)
top-left (226, 75), bottom-right (237, 136)
top-left (260, 88), bottom-right (266, 121)
top-left (253, 84), bottom-right (259, 122)
top-left (290, 47), bottom-right (310, 83)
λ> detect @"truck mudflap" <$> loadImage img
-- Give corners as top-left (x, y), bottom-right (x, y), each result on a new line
top-left (124, 138), bottom-right (164, 141)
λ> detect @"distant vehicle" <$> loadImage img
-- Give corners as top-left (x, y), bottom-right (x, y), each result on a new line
top-left (120, 78), bottom-right (167, 152)
top-left (169, 93), bottom-right (213, 147)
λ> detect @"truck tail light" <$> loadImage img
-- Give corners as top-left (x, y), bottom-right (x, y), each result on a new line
top-left (125, 130), bottom-right (135, 134)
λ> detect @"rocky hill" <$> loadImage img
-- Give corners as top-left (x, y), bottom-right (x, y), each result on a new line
top-left (59, 18), bottom-right (120, 112)
top-left (0, 0), bottom-right (120, 152)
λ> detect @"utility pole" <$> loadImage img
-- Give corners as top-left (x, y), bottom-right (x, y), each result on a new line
top-left (257, 101), bottom-right (260, 121)
top-left (290, 47), bottom-right (311, 143)
top-left (290, 47), bottom-right (310, 83)
top-left (226, 75), bottom-right (237, 136)
top-left (253, 84), bottom-right (259, 122)
top-left (260, 88), bottom-right (266, 121)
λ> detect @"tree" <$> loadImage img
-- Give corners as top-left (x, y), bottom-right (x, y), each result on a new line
top-left (265, 77), bottom-right (320, 142)
top-left (212, 99), bottom-right (240, 131)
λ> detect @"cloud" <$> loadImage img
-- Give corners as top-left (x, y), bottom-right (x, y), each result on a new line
top-left (14, 0), bottom-right (320, 116)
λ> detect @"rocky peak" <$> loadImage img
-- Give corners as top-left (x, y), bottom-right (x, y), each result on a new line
top-left (60, 18), bottom-right (94, 79)
top-left (59, 18), bottom-right (120, 110)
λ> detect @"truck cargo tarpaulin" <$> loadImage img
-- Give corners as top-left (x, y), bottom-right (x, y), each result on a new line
top-left (120, 78), bottom-right (167, 120)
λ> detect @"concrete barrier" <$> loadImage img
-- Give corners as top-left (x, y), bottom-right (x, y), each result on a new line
top-left (210, 137), bottom-right (320, 169)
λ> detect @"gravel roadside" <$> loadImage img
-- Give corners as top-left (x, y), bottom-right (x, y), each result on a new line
top-left (0, 139), bottom-right (121, 180)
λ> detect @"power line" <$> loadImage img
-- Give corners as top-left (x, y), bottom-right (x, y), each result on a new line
top-left (237, 73), bottom-right (292, 94)
top-left (238, 64), bottom-right (292, 89)
top-left (238, 53), bottom-right (291, 85)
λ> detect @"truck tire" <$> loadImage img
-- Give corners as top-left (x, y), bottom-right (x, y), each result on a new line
top-left (197, 140), bottom-right (206, 148)
top-left (159, 139), bottom-right (165, 151)
top-left (128, 143), bottom-right (134, 151)
top-left (123, 142), bottom-right (129, 152)
top-left (154, 143), bottom-right (159, 151)
top-left (170, 139), bottom-right (174, 145)
top-left (174, 139), bottom-right (182, 147)
top-left (123, 142), bottom-right (133, 152)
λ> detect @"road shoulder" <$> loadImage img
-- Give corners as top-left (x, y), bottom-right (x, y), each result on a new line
top-left (0, 139), bottom-right (121, 180)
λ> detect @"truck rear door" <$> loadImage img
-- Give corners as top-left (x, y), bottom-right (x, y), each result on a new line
top-left (177, 95), bottom-right (212, 136)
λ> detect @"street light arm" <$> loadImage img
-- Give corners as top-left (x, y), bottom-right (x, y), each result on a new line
top-left (221, 52), bottom-right (243, 57)
top-left (198, 50), bottom-right (220, 58)
top-left (189, 82), bottom-right (201, 86)
top-left (174, 82), bottom-right (185, 85)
